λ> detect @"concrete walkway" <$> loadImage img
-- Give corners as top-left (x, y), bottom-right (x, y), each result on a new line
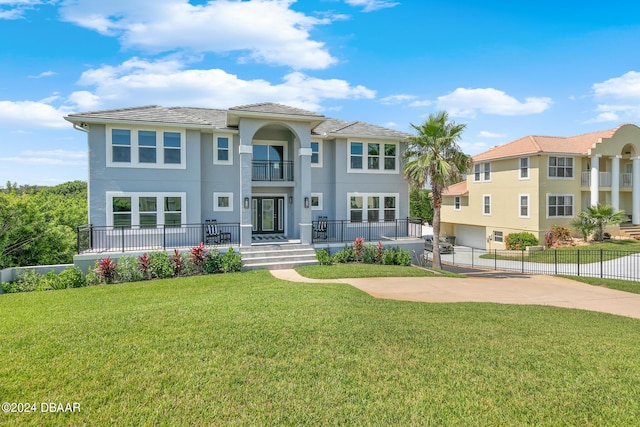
top-left (270, 269), bottom-right (640, 320)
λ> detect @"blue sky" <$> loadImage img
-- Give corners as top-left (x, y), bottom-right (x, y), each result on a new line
top-left (1, 0), bottom-right (640, 185)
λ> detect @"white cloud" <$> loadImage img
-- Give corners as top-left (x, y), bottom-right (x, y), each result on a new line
top-left (0, 100), bottom-right (72, 129)
top-left (28, 70), bottom-right (56, 78)
top-left (584, 104), bottom-right (640, 124)
top-left (344, 0), bottom-right (400, 12)
top-left (592, 71), bottom-right (640, 99)
top-left (59, 0), bottom-right (337, 69)
top-left (408, 100), bottom-right (432, 108)
top-left (380, 94), bottom-right (416, 105)
top-left (0, 149), bottom-right (87, 166)
top-left (0, 0), bottom-right (43, 19)
top-left (71, 57), bottom-right (375, 112)
top-left (586, 72), bottom-right (640, 123)
top-left (459, 140), bottom-right (489, 155)
top-left (478, 130), bottom-right (506, 138)
top-left (436, 88), bottom-right (553, 118)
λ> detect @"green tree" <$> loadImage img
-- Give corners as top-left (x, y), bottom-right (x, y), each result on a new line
top-left (409, 189), bottom-right (433, 224)
top-left (403, 111), bottom-right (470, 269)
top-left (583, 203), bottom-right (628, 241)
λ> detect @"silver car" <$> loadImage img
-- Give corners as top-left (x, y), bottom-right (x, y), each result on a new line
top-left (423, 234), bottom-right (454, 254)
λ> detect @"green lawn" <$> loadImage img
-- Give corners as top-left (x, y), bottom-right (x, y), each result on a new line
top-left (564, 275), bottom-right (640, 294)
top-left (2, 271), bottom-right (640, 425)
top-left (295, 263), bottom-right (460, 279)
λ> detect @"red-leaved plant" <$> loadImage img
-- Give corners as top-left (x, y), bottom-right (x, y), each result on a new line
top-left (354, 237), bottom-right (364, 262)
top-left (375, 241), bottom-right (384, 264)
top-left (95, 257), bottom-right (117, 284)
top-left (190, 242), bottom-right (207, 268)
top-left (138, 253), bottom-right (150, 279)
top-left (172, 249), bottom-right (183, 276)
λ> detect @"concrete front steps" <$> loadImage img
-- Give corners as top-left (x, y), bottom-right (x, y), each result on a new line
top-left (620, 223), bottom-right (640, 239)
top-left (241, 244), bottom-right (318, 270)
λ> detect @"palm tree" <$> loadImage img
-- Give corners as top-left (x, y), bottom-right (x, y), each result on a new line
top-left (403, 111), bottom-right (471, 269)
top-left (584, 203), bottom-right (628, 241)
top-left (571, 211), bottom-right (597, 241)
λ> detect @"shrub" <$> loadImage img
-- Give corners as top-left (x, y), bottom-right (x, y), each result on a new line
top-left (138, 253), bottom-right (151, 279)
top-left (95, 257), bottom-right (118, 284)
top-left (361, 244), bottom-right (376, 264)
top-left (332, 245), bottom-right (355, 264)
top-left (221, 247), bottom-right (242, 273)
top-left (116, 256), bottom-right (144, 283)
top-left (148, 252), bottom-right (173, 279)
top-left (382, 247), bottom-right (412, 266)
top-left (353, 237), bottom-right (364, 262)
top-left (58, 267), bottom-right (86, 288)
top-left (46, 270), bottom-right (67, 290)
top-left (505, 232), bottom-right (539, 250)
top-left (382, 247), bottom-right (397, 265)
top-left (189, 242), bottom-right (207, 270)
top-left (375, 241), bottom-right (384, 264)
top-left (3, 269), bottom-right (43, 293)
top-left (171, 249), bottom-right (185, 277)
top-left (315, 248), bottom-right (333, 266)
top-left (550, 226), bottom-right (572, 245)
top-left (205, 249), bottom-right (223, 274)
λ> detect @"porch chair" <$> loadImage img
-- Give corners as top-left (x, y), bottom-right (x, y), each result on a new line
top-left (313, 216), bottom-right (328, 240)
top-left (205, 219), bottom-right (231, 244)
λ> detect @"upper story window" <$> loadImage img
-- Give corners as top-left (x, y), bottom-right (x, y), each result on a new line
top-left (474, 162), bottom-right (491, 182)
top-left (107, 126), bottom-right (185, 169)
top-left (483, 194), bottom-right (491, 215)
top-left (520, 157), bottom-right (529, 179)
top-left (519, 194), bottom-right (529, 218)
top-left (213, 135), bottom-right (233, 165)
top-left (349, 141), bottom-right (398, 173)
top-left (454, 196), bottom-right (461, 211)
top-left (548, 156), bottom-right (573, 178)
top-left (311, 141), bottom-right (322, 167)
top-left (548, 194), bottom-right (573, 218)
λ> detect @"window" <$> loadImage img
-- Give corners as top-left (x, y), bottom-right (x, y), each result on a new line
top-left (519, 194), bottom-right (529, 218)
top-left (112, 129), bottom-right (131, 163)
top-left (494, 231), bottom-right (504, 243)
top-left (348, 193), bottom-right (399, 222)
top-left (164, 132), bottom-right (181, 164)
top-left (474, 162), bottom-right (491, 182)
top-left (350, 142), bottom-right (363, 170)
top-left (214, 136), bottom-right (233, 165)
top-left (520, 157), bottom-right (529, 179)
top-left (349, 141), bottom-right (398, 173)
top-left (454, 196), bottom-right (461, 211)
top-left (213, 192), bottom-right (234, 212)
top-left (311, 141), bottom-right (322, 167)
top-left (107, 126), bottom-right (185, 168)
top-left (548, 194), bottom-right (573, 217)
top-left (107, 192), bottom-right (185, 228)
top-left (549, 156), bottom-right (574, 178)
top-left (483, 195), bottom-right (491, 215)
top-left (311, 193), bottom-right (323, 210)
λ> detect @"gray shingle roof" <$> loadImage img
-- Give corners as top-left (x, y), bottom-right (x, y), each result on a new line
top-left (66, 105), bottom-right (212, 126)
top-left (229, 102), bottom-right (325, 119)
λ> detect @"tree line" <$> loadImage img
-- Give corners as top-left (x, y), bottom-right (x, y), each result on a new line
top-left (0, 181), bottom-right (87, 269)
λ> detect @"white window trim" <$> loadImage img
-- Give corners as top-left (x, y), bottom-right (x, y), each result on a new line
top-left (546, 193), bottom-right (575, 219)
top-left (519, 194), bottom-right (530, 218)
top-left (483, 194), bottom-right (491, 216)
top-left (547, 156), bottom-right (575, 180)
top-left (106, 126), bottom-right (186, 169)
top-left (519, 157), bottom-right (530, 180)
top-left (493, 231), bottom-right (504, 243)
top-left (311, 140), bottom-right (323, 168)
top-left (213, 134), bottom-right (234, 166)
top-left (213, 192), bottom-right (234, 212)
top-left (106, 191), bottom-right (187, 230)
top-left (311, 193), bottom-right (323, 210)
top-left (473, 162), bottom-right (491, 182)
top-left (347, 192), bottom-right (399, 223)
top-left (454, 196), bottom-right (461, 211)
top-left (347, 140), bottom-right (399, 174)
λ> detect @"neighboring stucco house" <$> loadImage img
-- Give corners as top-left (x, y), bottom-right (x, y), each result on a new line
top-left (64, 103), bottom-right (415, 254)
top-left (441, 124), bottom-right (640, 249)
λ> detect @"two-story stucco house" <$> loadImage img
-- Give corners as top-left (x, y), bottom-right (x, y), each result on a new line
top-left (65, 103), bottom-right (420, 263)
top-left (440, 124), bottom-right (640, 249)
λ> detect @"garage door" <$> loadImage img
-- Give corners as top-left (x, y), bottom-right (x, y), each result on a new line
top-left (454, 225), bottom-right (486, 249)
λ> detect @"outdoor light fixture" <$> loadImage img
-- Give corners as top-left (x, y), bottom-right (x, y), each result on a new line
top-left (289, 196), bottom-right (293, 204)
top-left (244, 197), bottom-right (250, 209)
top-left (304, 197), bottom-right (310, 209)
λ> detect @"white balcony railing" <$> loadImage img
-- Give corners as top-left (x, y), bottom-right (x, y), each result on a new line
top-left (621, 173), bottom-right (633, 188)
top-left (581, 171), bottom-right (633, 188)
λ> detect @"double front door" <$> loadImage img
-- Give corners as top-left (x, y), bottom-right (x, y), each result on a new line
top-left (252, 197), bottom-right (285, 234)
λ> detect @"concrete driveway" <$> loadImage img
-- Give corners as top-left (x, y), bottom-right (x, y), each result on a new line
top-left (271, 269), bottom-right (640, 320)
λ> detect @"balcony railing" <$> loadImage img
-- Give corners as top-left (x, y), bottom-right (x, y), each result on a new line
top-left (311, 218), bottom-right (423, 243)
top-left (77, 223), bottom-right (241, 254)
top-left (581, 171), bottom-right (632, 188)
top-left (252, 161), bottom-right (293, 181)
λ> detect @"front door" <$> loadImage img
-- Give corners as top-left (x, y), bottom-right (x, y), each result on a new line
top-left (252, 197), bottom-right (285, 234)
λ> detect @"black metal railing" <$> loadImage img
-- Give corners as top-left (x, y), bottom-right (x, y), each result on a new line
top-left (252, 161), bottom-right (294, 181)
top-left (427, 247), bottom-right (640, 282)
top-left (77, 223), bottom-right (241, 254)
top-left (311, 217), bottom-right (423, 243)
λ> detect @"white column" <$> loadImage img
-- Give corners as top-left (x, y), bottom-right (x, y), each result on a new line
top-left (633, 157), bottom-right (640, 224)
top-left (590, 154), bottom-right (601, 206)
top-left (611, 155), bottom-right (621, 211)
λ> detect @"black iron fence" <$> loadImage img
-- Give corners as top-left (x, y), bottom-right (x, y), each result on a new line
top-left (312, 218), bottom-right (423, 243)
top-left (252, 161), bottom-right (294, 181)
top-left (429, 247), bottom-right (640, 282)
top-left (77, 223), bottom-right (241, 254)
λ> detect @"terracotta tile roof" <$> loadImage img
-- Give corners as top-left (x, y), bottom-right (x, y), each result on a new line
top-left (473, 125), bottom-right (631, 161)
top-left (442, 180), bottom-right (468, 196)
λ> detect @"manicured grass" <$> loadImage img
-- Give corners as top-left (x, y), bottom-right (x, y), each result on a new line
top-left (295, 263), bottom-right (459, 279)
top-left (564, 275), bottom-right (640, 294)
top-left (2, 271), bottom-right (640, 425)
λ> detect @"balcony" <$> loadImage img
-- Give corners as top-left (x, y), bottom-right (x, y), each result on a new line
top-left (581, 172), bottom-right (632, 188)
top-left (252, 161), bottom-right (293, 181)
